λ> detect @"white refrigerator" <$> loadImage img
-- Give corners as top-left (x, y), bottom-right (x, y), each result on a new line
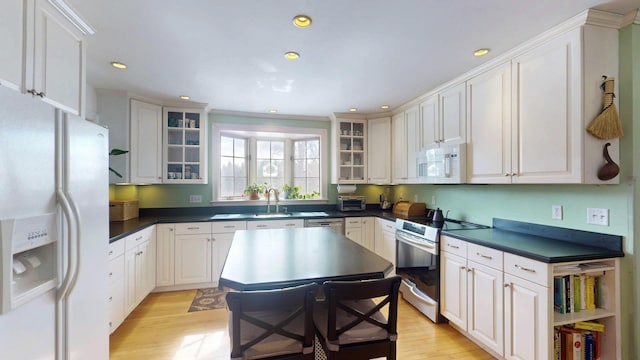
top-left (0, 85), bottom-right (109, 359)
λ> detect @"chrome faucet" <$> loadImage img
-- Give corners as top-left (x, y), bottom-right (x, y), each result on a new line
top-left (266, 187), bottom-right (280, 213)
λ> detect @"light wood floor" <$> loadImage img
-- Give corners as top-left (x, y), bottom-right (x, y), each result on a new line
top-left (110, 290), bottom-right (495, 360)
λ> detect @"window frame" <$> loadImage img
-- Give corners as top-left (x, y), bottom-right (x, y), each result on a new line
top-left (211, 123), bottom-right (328, 205)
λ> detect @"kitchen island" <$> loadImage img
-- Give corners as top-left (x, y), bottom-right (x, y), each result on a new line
top-left (219, 227), bottom-right (394, 291)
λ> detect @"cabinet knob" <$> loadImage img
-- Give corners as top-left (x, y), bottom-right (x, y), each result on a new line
top-left (511, 173), bottom-right (517, 177)
top-left (27, 89), bottom-right (37, 96)
top-left (108, 250), bottom-right (113, 255)
top-left (504, 284), bottom-right (510, 288)
top-left (109, 296), bottom-right (113, 301)
top-left (37, 91), bottom-right (45, 98)
top-left (109, 272), bottom-right (113, 277)
top-left (504, 173), bottom-right (510, 177)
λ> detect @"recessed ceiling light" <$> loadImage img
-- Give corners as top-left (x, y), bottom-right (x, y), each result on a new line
top-left (179, 95), bottom-right (190, 100)
top-left (349, 108), bottom-right (357, 112)
top-left (380, 105), bottom-right (390, 110)
top-left (284, 51), bottom-right (300, 60)
top-left (473, 48), bottom-right (490, 57)
top-left (268, 109), bottom-right (277, 113)
top-left (293, 15), bottom-right (312, 28)
top-left (110, 61), bottom-right (127, 69)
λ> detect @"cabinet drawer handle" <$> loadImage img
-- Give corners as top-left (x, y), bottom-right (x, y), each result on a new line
top-left (504, 284), bottom-right (510, 288)
top-left (447, 244), bottom-right (459, 249)
top-left (476, 252), bottom-right (493, 260)
top-left (135, 236), bottom-right (143, 241)
top-left (285, 224), bottom-right (295, 227)
top-left (187, 227), bottom-right (200, 230)
top-left (460, 266), bottom-right (466, 270)
top-left (514, 264), bottom-right (536, 273)
top-left (223, 225), bottom-right (235, 229)
top-left (256, 225), bottom-right (267, 228)
top-left (109, 272), bottom-right (113, 277)
top-left (108, 250), bottom-right (113, 255)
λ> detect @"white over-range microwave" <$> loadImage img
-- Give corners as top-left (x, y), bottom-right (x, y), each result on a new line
top-left (416, 143), bottom-right (466, 184)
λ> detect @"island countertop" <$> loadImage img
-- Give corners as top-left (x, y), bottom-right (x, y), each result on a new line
top-left (219, 227), bottom-right (394, 291)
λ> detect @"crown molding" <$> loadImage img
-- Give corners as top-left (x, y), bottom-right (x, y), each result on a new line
top-left (621, 9), bottom-right (640, 27)
top-left (585, 9), bottom-right (624, 28)
top-left (48, 0), bottom-right (95, 35)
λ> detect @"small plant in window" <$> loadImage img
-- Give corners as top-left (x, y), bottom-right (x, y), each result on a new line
top-left (244, 183), bottom-right (267, 200)
top-left (282, 184), bottom-right (302, 199)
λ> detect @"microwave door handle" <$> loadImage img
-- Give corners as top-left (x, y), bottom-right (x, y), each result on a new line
top-left (444, 154), bottom-right (451, 177)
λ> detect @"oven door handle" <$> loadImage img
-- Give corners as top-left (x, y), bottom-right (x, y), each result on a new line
top-left (397, 233), bottom-right (437, 254)
top-left (402, 279), bottom-right (437, 306)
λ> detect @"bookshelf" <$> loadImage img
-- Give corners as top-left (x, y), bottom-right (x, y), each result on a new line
top-left (551, 258), bottom-right (620, 360)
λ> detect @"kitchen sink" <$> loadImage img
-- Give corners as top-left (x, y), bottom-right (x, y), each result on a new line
top-left (209, 214), bottom-right (246, 219)
top-left (294, 211), bottom-right (328, 217)
top-left (252, 213), bottom-right (293, 218)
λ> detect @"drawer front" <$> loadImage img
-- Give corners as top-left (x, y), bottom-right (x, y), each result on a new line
top-left (467, 243), bottom-right (503, 270)
top-left (377, 218), bottom-right (395, 233)
top-left (504, 253), bottom-right (548, 286)
top-left (212, 221), bottom-right (247, 233)
top-left (247, 219), bottom-right (304, 229)
top-left (175, 222), bottom-right (212, 235)
top-left (125, 226), bottom-right (155, 251)
top-left (108, 254), bottom-right (124, 285)
top-left (108, 239), bottom-right (125, 260)
top-left (440, 235), bottom-right (467, 257)
top-left (345, 218), bottom-right (362, 228)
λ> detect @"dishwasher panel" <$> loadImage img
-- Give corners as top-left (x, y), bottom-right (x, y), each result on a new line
top-left (303, 218), bottom-right (344, 235)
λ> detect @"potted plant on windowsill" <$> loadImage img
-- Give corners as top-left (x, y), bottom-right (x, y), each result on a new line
top-left (244, 183), bottom-right (267, 200)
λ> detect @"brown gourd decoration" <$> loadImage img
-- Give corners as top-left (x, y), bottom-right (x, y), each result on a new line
top-left (597, 143), bottom-right (619, 180)
top-left (587, 76), bottom-right (623, 140)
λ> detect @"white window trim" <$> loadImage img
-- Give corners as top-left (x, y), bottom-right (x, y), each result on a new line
top-left (211, 123), bottom-right (328, 205)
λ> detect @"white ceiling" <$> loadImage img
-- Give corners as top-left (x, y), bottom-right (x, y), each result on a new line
top-left (68, 0), bottom-right (639, 118)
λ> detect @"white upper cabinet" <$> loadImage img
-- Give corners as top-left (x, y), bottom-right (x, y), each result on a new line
top-left (130, 99), bottom-right (163, 184)
top-left (405, 106), bottom-right (420, 182)
top-left (439, 83), bottom-right (466, 146)
top-left (466, 62), bottom-right (513, 184)
top-left (331, 117), bottom-right (368, 184)
top-left (0, 1), bottom-right (24, 91)
top-left (1, 0), bottom-right (89, 116)
top-left (163, 107), bottom-right (208, 184)
top-left (391, 112), bottom-right (407, 183)
top-left (367, 117), bottom-right (391, 184)
top-left (420, 83), bottom-right (466, 150)
top-left (467, 19), bottom-right (619, 184)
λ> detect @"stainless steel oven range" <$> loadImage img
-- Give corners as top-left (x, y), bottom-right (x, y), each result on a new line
top-left (395, 218), bottom-right (486, 323)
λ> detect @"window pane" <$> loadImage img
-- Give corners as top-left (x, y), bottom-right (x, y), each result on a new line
top-left (257, 140), bottom-right (270, 158)
top-left (307, 140), bottom-right (319, 158)
top-left (234, 177), bottom-right (247, 195)
top-left (307, 178), bottom-right (320, 193)
top-left (294, 141), bottom-right (305, 158)
top-left (221, 136), bottom-right (233, 157)
top-left (271, 141), bottom-right (284, 159)
top-left (294, 159), bottom-right (305, 176)
top-left (220, 177), bottom-right (234, 198)
top-left (307, 159), bottom-right (319, 177)
top-left (234, 138), bottom-right (245, 157)
top-left (234, 158), bottom-right (246, 177)
top-left (220, 156), bottom-right (233, 176)
top-left (271, 160), bottom-right (284, 177)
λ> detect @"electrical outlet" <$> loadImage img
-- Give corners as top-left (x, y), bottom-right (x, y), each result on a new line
top-left (189, 195), bottom-right (202, 203)
top-left (413, 194), bottom-right (419, 202)
top-left (587, 208), bottom-right (609, 226)
top-left (551, 205), bottom-right (563, 220)
top-left (431, 195), bottom-right (436, 206)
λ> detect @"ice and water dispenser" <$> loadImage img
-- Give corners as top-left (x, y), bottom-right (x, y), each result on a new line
top-left (0, 213), bottom-right (57, 313)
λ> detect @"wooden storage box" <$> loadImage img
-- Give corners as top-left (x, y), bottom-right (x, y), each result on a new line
top-left (392, 201), bottom-right (427, 218)
top-left (109, 200), bottom-right (139, 221)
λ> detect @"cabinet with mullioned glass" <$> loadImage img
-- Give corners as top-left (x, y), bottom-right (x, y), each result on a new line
top-left (331, 117), bottom-right (367, 184)
top-left (163, 107), bottom-right (207, 183)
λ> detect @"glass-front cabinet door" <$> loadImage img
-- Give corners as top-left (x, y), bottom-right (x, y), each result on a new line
top-left (163, 107), bottom-right (207, 184)
top-left (334, 118), bottom-right (367, 184)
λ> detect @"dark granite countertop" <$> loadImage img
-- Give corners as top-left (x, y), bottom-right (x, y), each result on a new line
top-left (109, 207), bottom-right (403, 243)
top-left (219, 227), bottom-right (394, 291)
top-left (442, 218), bottom-right (624, 263)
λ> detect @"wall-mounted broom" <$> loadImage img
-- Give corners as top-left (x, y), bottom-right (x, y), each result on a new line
top-left (586, 76), bottom-right (623, 140)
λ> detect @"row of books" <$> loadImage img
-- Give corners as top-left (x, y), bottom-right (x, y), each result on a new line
top-left (553, 274), bottom-right (602, 314)
top-left (554, 322), bottom-right (605, 360)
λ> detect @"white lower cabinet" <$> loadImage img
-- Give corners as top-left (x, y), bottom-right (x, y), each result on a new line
top-left (441, 237), bottom-right (504, 357)
top-left (107, 240), bottom-right (125, 334)
top-left (174, 222), bottom-right (213, 285)
top-left (212, 221), bottom-right (246, 282)
top-left (123, 226), bottom-right (156, 315)
top-left (344, 217), bottom-right (375, 252)
top-left (374, 218), bottom-right (396, 266)
top-left (156, 221), bottom-right (247, 289)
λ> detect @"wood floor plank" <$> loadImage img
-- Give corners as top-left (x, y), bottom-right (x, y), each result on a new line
top-left (110, 290), bottom-right (495, 359)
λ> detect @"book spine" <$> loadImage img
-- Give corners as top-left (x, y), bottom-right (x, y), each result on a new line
top-left (585, 276), bottom-right (596, 310)
top-left (584, 332), bottom-right (594, 360)
top-left (554, 327), bottom-right (561, 360)
top-left (564, 275), bottom-right (573, 313)
top-left (580, 275), bottom-right (586, 311)
top-left (573, 275), bottom-right (581, 312)
top-left (572, 332), bottom-right (582, 360)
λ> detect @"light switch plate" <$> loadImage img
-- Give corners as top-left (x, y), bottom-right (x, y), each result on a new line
top-left (587, 208), bottom-right (609, 226)
top-left (551, 205), bottom-right (562, 220)
top-left (189, 195), bottom-right (202, 203)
